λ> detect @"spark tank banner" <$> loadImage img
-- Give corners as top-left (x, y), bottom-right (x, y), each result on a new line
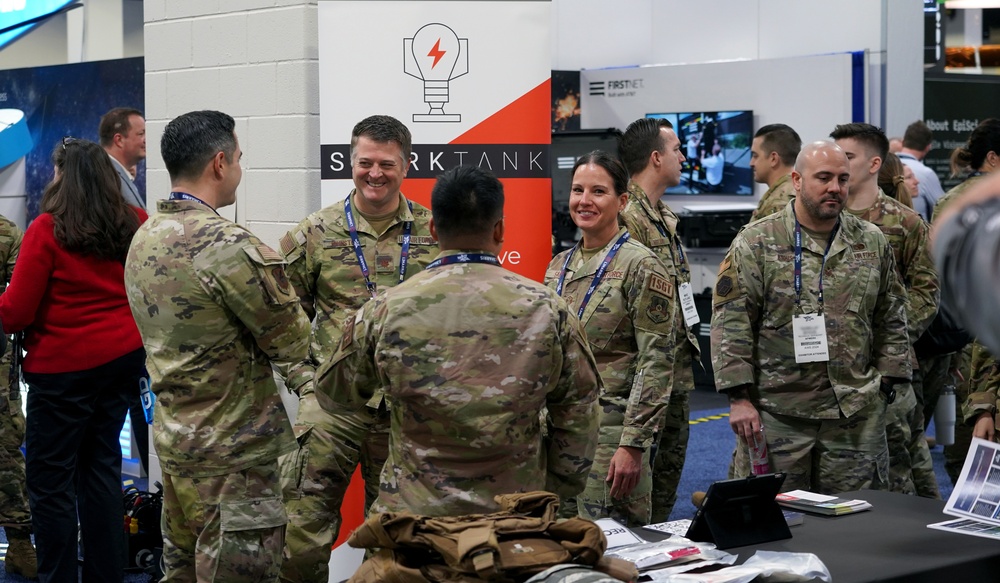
top-left (318, 0), bottom-right (552, 281)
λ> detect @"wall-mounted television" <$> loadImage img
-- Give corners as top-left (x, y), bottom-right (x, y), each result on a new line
top-left (645, 110), bottom-right (754, 196)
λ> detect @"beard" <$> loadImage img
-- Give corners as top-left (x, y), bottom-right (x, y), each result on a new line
top-left (800, 192), bottom-right (843, 222)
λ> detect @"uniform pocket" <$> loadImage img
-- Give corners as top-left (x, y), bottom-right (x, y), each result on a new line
top-left (213, 497), bottom-right (286, 581)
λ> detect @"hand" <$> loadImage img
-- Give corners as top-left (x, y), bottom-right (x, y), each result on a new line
top-left (950, 367), bottom-right (965, 384)
top-left (973, 411), bottom-right (996, 441)
top-left (606, 446), bottom-right (643, 499)
top-left (730, 398), bottom-right (762, 445)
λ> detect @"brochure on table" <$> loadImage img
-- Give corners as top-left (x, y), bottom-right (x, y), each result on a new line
top-left (928, 437), bottom-right (1000, 539)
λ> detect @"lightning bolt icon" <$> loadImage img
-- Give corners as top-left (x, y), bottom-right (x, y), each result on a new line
top-left (427, 38), bottom-right (446, 68)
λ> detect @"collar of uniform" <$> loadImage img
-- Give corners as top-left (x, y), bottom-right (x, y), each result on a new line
top-left (781, 200), bottom-right (854, 258)
top-left (627, 182), bottom-right (663, 225)
top-left (764, 172), bottom-right (792, 198)
top-left (157, 198), bottom-right (215, 214)
top-left (346, 190), bottom-right (414, 235)
top-left (564, 226), bottom-right (629, 281)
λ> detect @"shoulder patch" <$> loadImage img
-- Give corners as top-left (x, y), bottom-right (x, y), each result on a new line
top-left (713, 257), bottom-right (739, 305)
top-left (648, 273), bottom-right (673, 297)
top-left (716, 276), bottom-right (733, 297)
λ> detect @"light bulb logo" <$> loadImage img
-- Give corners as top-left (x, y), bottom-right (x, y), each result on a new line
top-left (404, 23), bottom-right (468, 123)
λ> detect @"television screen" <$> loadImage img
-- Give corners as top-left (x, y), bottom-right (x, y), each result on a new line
top-left (646, 110), bottom-right (754, 196)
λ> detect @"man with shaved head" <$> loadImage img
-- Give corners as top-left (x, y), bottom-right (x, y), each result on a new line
top-left (711, 141), bottom-right (912, 493)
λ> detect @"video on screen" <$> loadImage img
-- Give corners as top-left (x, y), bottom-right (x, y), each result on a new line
top-left (646, 110), bottom-right (754, 196)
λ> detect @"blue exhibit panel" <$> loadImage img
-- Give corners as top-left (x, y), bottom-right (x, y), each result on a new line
top-left (0, 1), bottom-right (76, 51)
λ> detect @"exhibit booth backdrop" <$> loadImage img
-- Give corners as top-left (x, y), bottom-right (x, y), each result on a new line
top-left (580, 51), bottom-right (865, 207)
top-left (317, 0), bottom-right (552, 566)
top-left (0, 56), bottom-right (145, 228)
top-left (319, 0), bottom-right (552, 282)
top-left (924, 73), bottom-right (1000, 192)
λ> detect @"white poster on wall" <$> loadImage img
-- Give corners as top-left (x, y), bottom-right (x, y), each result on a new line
top-left (318, 0), bottom-right (552, 280)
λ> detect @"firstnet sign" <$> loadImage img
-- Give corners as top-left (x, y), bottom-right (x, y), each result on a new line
top-left (0, 1), bottom-right (75, 51)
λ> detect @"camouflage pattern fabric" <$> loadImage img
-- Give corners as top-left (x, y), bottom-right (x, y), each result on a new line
top-left (314, 250), bottom-right (601, 518)
top-left (621, 183), bottom-right (698, 521)
top-left (278, 192), bottom-right (434, 581)
top-left (161, 461), bottom-right (286, 582)
top-left (731, 400), bottom-right (889, 493)
top-left (125, 199), bottom-right (313, 478)
top-left (849, 191), bottom-right (940, 498)
top-left (545, 229), bottom-right (675, 526)
top-left (712, 203), bottom-right (911, 491)
top-left (0, 215), bottom-right (28, 528)
top-left (279, 401), bottom-right (388, 581)
top-left (750, 173), bottom-right (796, 222)
top-left (963, 342), bottom-right (1000, 429)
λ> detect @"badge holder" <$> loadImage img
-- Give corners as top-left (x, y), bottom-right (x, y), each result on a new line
top-left (685, 473), bottom-right (792, 549)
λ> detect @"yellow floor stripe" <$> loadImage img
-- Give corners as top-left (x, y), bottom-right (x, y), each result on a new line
top-left (690, 412), bottom-right (730, 425)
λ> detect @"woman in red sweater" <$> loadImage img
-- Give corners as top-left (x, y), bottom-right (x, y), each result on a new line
top-left (0, 138), bottom-right (147, 583)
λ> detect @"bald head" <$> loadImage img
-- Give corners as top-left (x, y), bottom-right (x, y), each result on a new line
top-left (794, 141), bottom-right (848, 174)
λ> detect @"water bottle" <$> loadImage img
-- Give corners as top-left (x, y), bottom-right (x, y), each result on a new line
top-left (935, 385), bottom-right (957, 446)
top-left (749, 427), bottom-right (771, 475)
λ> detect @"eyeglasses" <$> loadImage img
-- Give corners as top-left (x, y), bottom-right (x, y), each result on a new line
top-left (62, 136), bottom-right (77, 150)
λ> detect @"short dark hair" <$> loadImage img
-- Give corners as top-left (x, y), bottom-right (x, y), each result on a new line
top-left (618, 118), bottom-right (673, 176)
top-left (350, 115), bottom-right (412, 164)
top-left (431, 165), bottom-right (504, 239)
top-left (755, 124), bottom-right (802, 167)
top-left (98, 107), bottom-right (143, 148)
top-left (902, 120), bottom-right (934, 150)
top-left (951, 118), bottom-right (1000, 175)
top-left (42, 138), bottom-right (139, 262)
top-left (830, 122), bottom-right (889, 161)
top-left (161, 110), bottom-right (237, 182)
top-left (573, 150), bottom-right (629, 195)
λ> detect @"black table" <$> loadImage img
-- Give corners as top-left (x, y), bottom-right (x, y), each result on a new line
top-left (671, 489), bottom-right (1000, 582)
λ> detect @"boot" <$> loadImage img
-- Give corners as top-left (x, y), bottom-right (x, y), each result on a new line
top-left (5, 526), bottom-right (38, 580)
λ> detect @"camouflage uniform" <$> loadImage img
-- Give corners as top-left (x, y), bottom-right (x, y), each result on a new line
top-left (544, 230), bottom-right (675, 526)
top-left (963, 342), bottom-right (1000, 434)
top-left (931, 175), bottom-right (990, 481)
top-left (315, 249), bottom-right (601, 517)
top-left (620, 184), bottom-right (699, 522)
top-left (848, 191), bottom-right (940, 498)
top-left (278, 192), bottom-right (436, 582)
top-left (712, 202), bottom-right (912, 493)
top-left (750, 173), bottom-right (796, 222)
top-left (0, 216), bottom-right (28, 530)
top-left (125, 198), bottom-right (314, 582)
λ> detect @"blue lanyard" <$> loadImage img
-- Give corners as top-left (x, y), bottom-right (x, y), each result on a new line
top-left (556, 231), bottom-right (630, 320)
top-left (426, 253), bottom-right (500, 269)
top-left (792, 207), bottom-right (839, 311)
top-left (345, 196), bottom-right (413, 299)
top-left (169, 192), bottom-right (219, 215)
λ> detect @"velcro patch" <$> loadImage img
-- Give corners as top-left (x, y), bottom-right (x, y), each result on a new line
top-left (649, 274), bottom-right (672, 297)
top-left (402, 235), bottom-right (435, 245)
top-left (279, 233), bottom-right (296, 256)
top-left (257, 245), bottom-right (284, 263)
top-left (713, 257), bottom-right (739, 305)
top-left (716, 276), bottom-right (734, 297)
